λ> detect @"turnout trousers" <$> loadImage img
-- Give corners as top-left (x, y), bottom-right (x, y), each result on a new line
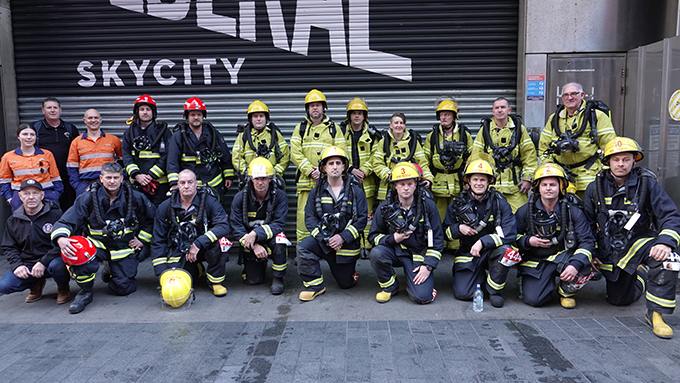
top-left (519, 260), bottom-right (592, 307)
top-left (71, 248), bottom-right (139, 296)
top-left (453, 245), bottom-right (512, 300)
top-left (241, 238), bottom-right (287, 285)
top-left (369, 245), bottom-right (436, 304)
top-left (296, 237), bottom-right (358, 292)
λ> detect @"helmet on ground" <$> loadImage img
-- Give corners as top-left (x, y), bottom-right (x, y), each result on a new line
top-left (247, 157), bottom-right (275, 178)
top-left (133, 94), bottom-right (157, 119)
top-left (391, 162), bottom-right (421, 183)
top-left (436, 99), bottom-right (459, 120)
top-left (160, 268), bottom-right (193, 308)
top-left (463, 153), bottom-right (496, 184)
top-left (318, 146), bottom-right (348, 172)
top-left (603, 137), bottom-right (644, 164)
top-left (345, 98), bottom-right (368, 122)
top-left (532, 163), bottom-right (568, 195)
top-left (184, 97), bottom-right (207, 119)
top-left (305, 89), bottom-right (327, 110)
top-left (60, 236), bottom-right (96, 266)
top-left (247, 100), bottom-right (270, 121)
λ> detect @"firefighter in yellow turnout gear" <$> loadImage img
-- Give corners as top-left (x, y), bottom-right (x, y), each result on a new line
top-left (290, 90), bottom-right (347, 242)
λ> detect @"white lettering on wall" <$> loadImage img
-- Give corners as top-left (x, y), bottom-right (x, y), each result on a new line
top-left (101, 60), bottom-right (124, 87)
top-left (77, 61), bottom-right (96, 87)
top-left (126, 59), bottom-right (150, 86)
top-left (153, 59), bottom-right (176, 86)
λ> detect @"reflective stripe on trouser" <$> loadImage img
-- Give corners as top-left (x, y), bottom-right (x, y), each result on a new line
top-left (435, 196), bottom-right (459, 250)
top-left (296, 237), bottom-right (357, 290)
top-left (199, 243), bottom-right (228, 284)
top-left (241, 240), bottom-right (287, 284)
top-left (519, 261), bottom-right (590, 307)
top-left (296, 191), bottom-right (311, 242)
top-left (369, 245), bottom-right (435, 304)
top-left (452, 245), bottom-right (511, 300)
top-left (603, 251), bottom-right (677, 314)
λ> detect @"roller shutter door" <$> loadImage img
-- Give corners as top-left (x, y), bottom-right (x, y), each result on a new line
top-left (10, 0), bottom-right (519, 240)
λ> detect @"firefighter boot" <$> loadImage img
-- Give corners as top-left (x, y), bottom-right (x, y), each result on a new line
top-left (490, 295), bottom-right (505, 308)
top-left (271, 277), bottom-right (284, 295)
top-left (560, 297), bottom-right (576, 309)
top-left (210, 284), bottom-right (227, 297)
top-left (56, 285), bottom-right (71, 305)
top-left (299, 287), bottom-right (326, 302)
top-left (376, 290), bottom-right (397, 303)
top-left (25, 278), bottom-right (46, 303)
top-left (645, 310), bottom-right (673, 339)
top-left (69, 289), bottom-right (93, 314)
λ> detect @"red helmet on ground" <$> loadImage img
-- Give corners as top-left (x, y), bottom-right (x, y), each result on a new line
top-left (134, 94), bottom-right (157, 119)
top-left (184, 97), bottom-right (207, 119)
top-left (61, 236), bottom-right (96, 266)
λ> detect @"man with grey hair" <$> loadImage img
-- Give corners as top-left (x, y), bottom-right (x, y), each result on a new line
top-left (538, 82), bottom-right (616, 198)
top-left (52, 162), bottom-right (156, 314)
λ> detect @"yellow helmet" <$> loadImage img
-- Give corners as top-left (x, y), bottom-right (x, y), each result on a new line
top-left (305, 89), bottom-right (327, 110)
top-left (436, 99), bottom-right (459, 120)
top-left (247, 100), bottom-right (269, 120)
top-left (603, 137), bottom-right (644, 163)
top-left (391, 162), bottom-right (421, 182)
top-left (318, 146), bottom-right (348, 172)
top-left (160, 268), bottom-right (193, 308)
top-left (463, 153), bottom-right (496, 184)
top-left (247, 157), bottom-right (275, 178)
top-left (532, 163), bottom-right (568, 195)
top-left (345, 97), bottom-right (368, 121)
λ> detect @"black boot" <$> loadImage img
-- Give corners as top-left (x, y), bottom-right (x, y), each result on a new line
top-left (69, 290), bottom-right (93, 314)
top-left (271, 277), bottom-right (284, 295)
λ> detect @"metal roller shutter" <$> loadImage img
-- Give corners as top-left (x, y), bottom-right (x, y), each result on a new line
top-left (11, 0), bottom-right (519, 240)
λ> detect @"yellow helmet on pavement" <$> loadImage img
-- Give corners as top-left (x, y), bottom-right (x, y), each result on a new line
top-left (160, 268), bottom-right (193, 308)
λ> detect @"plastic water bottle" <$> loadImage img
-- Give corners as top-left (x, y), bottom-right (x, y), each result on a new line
top-left (473, 284), bottom-right (483, 312)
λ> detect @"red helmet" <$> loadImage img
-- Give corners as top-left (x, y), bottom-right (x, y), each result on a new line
top-left (134, 94), bottom-right (157, 119)
top-left (61, 236), bottom-right (96, 266)
top-left (184, 97), bottom-right (207, 119)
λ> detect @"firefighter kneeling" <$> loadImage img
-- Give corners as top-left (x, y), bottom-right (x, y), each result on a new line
top-left (515, 163), bottom-right (595, 309)
top-left (151, 169), bottom-right (230, 297)
top-left (230, 158), bottom-right (289, 295)
top-left (584, 137), bottom-right (680, 339)
top-left (296, 146), bottom-right (367, 301)
top-left (368, 162), bottom-right (443, 304)
top-left (443, 153), bottom-right (517, 307)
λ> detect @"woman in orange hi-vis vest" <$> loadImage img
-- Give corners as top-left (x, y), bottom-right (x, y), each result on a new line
top-left (0, 123), bottom-right (63, 211)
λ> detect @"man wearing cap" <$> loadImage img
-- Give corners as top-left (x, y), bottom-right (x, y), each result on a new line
top-left (33, 97), bottom-right (79, 210)
top-left (67, 109), bottom-right (122, 196)
top-left (296, 146), bottom-right (366, 301)
top-left (515, 163), bottom-right (595, 309)
top-left (232, 100), bottom-right (290, 184)
top-left (151, 169), bottom-right (231, 297)
top-left (290, 89), bottom-right (347, 242)
top-left (584, 137), bottom-right (680, 338)
top-left (230, 158), bottom-right (289, 295)
top-left (52, 162), bottom-right (156, 314)
top-left (368, 162), bottom-right (444, 304)
top-left (0, 179), bottom-right (70, 304)
top-left (472, 97), bottom-right (538, 212)
top-left (122, 94), bottom-right (172, 206)
top-left (167, 97), bottom-right (235, 210)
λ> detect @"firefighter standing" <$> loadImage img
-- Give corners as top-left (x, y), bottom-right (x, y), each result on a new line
top-left (166, 97), bottom-right (235, 210)
top-left (515, 163), bottom-right (595, 308)
top-left (232, 100), bottom-right (290, 184)
top-left (539, 82), bottom-right (616, 198)
top-left (424, 99), bottom-right (473, 220)
top-left (0, 179), bottom-right (70, 305)
top-left (52, 162), bottom-right (156, 314)
top-left (472, 97), bottom-right (538, 212)
top-left (290, 89), bottom-right (347, 242)
top-left (368, 162), bottom-right (444, 304)
top-left (341, 98), bottom-right (381, 255)
top-left (583, 137), bottom-right (680, 339)
top-left (122, 94), bottom-right (172, 206)
top-left (443, 154), bottom-right (517, 308)
top-left (67, 109), bottom-right (122, 197)
top-left (372, 113), bottom-right (433, 202)
top-left (151, 169), bottom-right (230, 297)
top-left (296, 146), bottom-right (367, 301)
top-left (230, 158), bottom-right (289, 295)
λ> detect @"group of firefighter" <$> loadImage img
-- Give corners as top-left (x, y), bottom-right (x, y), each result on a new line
top-left (1, 82), bottom-right (679, 340)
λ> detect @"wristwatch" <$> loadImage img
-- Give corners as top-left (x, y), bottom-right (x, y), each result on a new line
top-left (424, 265), bottom-right (434, 272)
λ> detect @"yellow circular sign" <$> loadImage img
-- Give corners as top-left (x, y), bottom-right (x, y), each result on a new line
top-left (669, 89), bottom-right (680, 121)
